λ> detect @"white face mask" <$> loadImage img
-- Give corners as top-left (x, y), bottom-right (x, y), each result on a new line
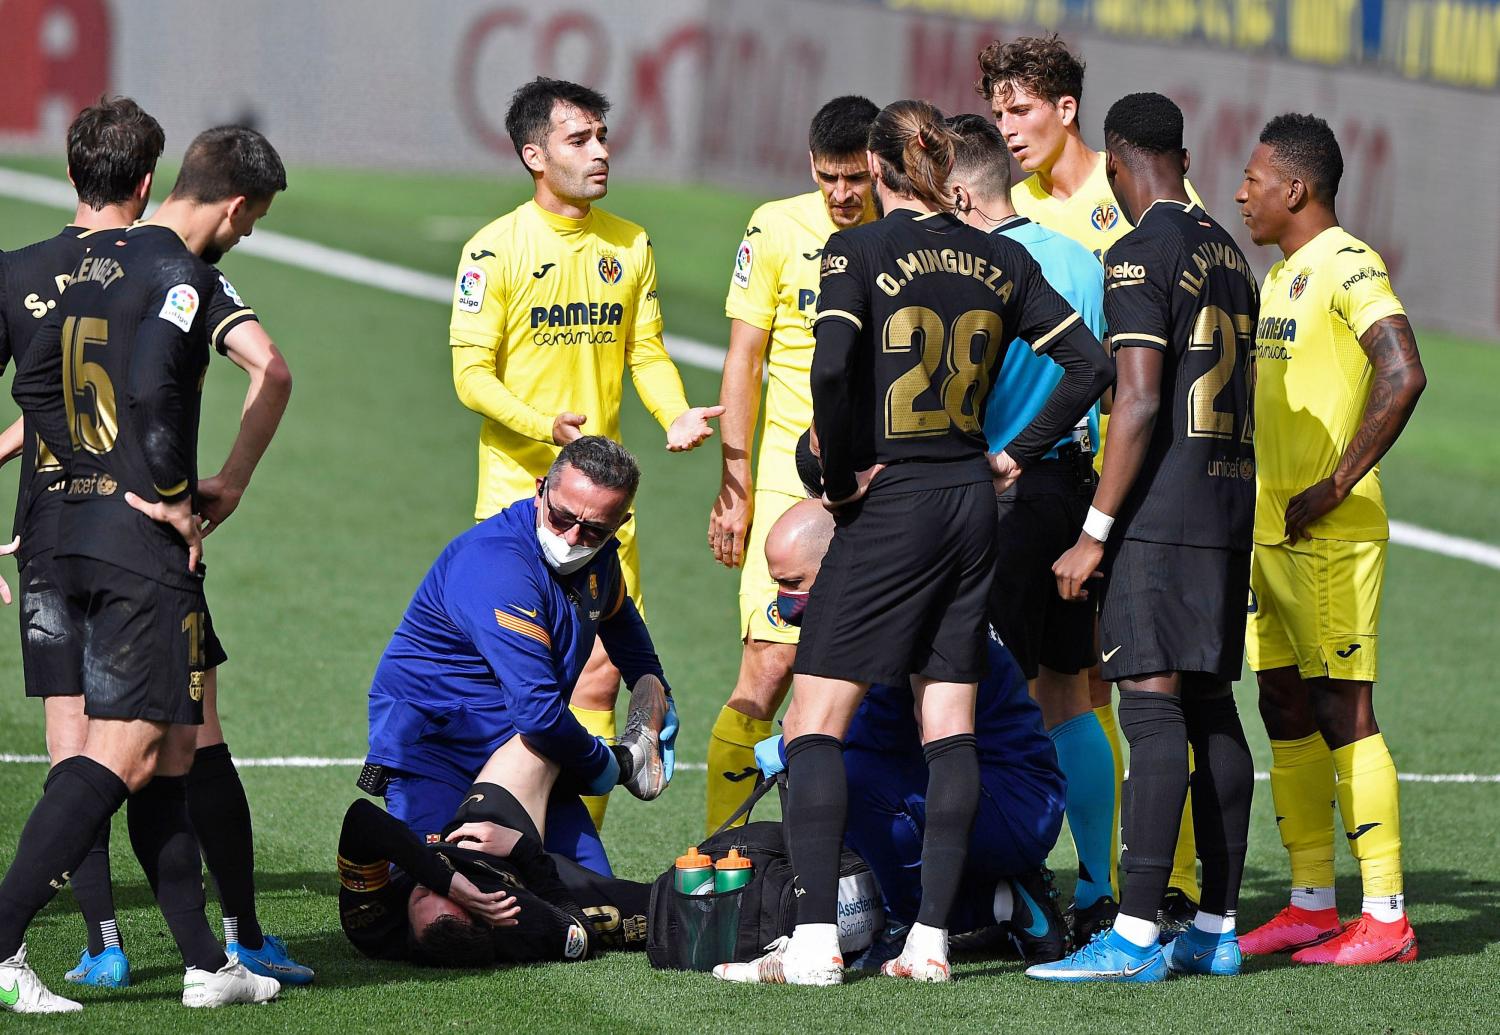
top-left (536, 520), bottom-right (602, 574)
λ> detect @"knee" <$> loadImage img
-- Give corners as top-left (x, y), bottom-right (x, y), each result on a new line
top-left (1256, 668), bottom-right (1304, 718)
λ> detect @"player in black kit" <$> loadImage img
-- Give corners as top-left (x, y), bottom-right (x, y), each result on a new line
top-left (0, 127), bottom-right (288, 1014)
top-left (719, 100), bottom-right (1112, 987)
top-left (339, 786), bottom-right (649, 967)
top-left (1034, 93), bottom-right (1258, 984)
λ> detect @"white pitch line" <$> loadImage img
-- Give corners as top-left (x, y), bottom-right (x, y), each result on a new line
top-left (1, 167), bottom-right (1496, 572)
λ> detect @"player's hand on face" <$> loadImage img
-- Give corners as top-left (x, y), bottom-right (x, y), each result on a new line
top-left (667, 405), bottom-right (726, 452)
top-left (125, 492), bottom-right (202, 572)
top-left (1053, 534), bottom-right (1104, 602)
top-left (552, 411), bottom-right (588, 446)
top-left (0, 536), bottom-right (19, 605)
top-left (708, 477), bottom-right (753, 568)
top-left (1284, 477), bottom-right (1345, 543)
top-left (823, 462), bottom-right (885, 510)
top-left (445, 821), bottom-right (525, 858)
top-left (194, 474), bottom-right (243, 537)
top-left (988, 450), bottom-right (1023, 495)
top-left (448, 873), bottom-right (520, 927)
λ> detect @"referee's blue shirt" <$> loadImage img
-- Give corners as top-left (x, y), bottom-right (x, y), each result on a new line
top-left (366, 497), bottom-right (665, 791)
top-left (983, 217), bottom-right (1107, 459)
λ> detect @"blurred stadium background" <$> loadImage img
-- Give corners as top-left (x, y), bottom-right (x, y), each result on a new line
top-left (1, 1), bottom-right (1497, 1031)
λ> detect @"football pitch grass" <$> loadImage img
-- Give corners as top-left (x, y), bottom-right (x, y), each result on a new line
top-left (0, 157), bottom-right (1496, 1032)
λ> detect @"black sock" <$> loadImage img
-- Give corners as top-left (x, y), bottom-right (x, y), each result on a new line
top-left (43, 763), bottom-right (121, 957)
top-left (1184, 693), bottom-right (1254, 917)
top-left (1116, 690), bottom-right (1189, 924)
top-left (187, 743), bottom-right (262, 950)
top-left (0, 756), bottom-right (127, 959)
top-left (128, 775), bottom-right (227, 972)
top-left (916, 734), bottom-right (979, 929)
top-left (784, 734), bottom-right (846, 928)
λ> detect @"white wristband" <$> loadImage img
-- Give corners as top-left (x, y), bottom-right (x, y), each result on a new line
top-left (1083, 506), bottom-right (1115, 543)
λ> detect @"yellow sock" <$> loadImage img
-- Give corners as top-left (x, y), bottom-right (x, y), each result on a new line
top-left (1269, 733), bottom-right (1337, 890)
top-left (570, 704), bottom-right (616, 832)
top-left (1169, 744), bottom-right (1201, 900)
top-left (1333, 734), bottom-right (1404, 898)
top-left (705, 705), bottom-right (774, 836)
top-left (1093, 702), bottom-right (1124, 898)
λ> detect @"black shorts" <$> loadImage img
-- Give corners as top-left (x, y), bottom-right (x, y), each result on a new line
top-left (58, 556), bottom-right (227, 724)
top-left (989, 460), bottom-right (1098, 679)
top-left (795, 480), bottom-right (997, 686)
top-left (19, 553), bottom-right (82, 699)
top-left (1098, 538), bottom-right (1250, 683)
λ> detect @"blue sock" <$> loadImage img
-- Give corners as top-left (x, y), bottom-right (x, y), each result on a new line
top-left (1049, 711), bottom-right (1117, 909)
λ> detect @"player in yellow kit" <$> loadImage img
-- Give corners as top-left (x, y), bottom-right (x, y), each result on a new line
top-left (1235, 114), bottom-right (1426, 965)
top-left (450, 78), bottom-right (722, 829)
top-left (703, 96), bottom-right (879, 833)
top-left (977, 34), bottom-right (1205, 938)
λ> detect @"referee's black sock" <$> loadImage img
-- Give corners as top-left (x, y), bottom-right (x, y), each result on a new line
top-left (187, 743), bottom-right (263, 951)
top-left (784, 734), bottom-right (846, 928)
top-left (1116, 690), bottom-right (1189, 926)
top-left (0, 756), bottom-right (127, 960)
top-left (916, 733), bottom-right (979, 930)
top-left (1184, 692), bottom-right (1254, 918)
top-left (129, 775), bottom-right (228, 973)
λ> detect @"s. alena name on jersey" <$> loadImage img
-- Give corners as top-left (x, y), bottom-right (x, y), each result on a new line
top-left (856, 245), bottom-right (1019, 301)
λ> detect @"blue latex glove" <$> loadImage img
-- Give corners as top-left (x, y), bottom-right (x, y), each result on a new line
top-left (661, 694), bottom-right (679, 782)
top-left (754, 734), bottom-right (786, 778)
top-left (582, 737), bottom-right (622, 796)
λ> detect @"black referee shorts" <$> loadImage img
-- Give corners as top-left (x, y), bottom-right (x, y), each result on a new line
top-left (1098, 538), bottom-right (1250, 683)
top-left (795, 480), bottom-right (997, 686)
top-left (989, 459), bottom-right (1098, 680)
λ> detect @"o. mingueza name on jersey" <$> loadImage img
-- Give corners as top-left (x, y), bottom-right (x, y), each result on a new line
top-left (860, 247), bottom-right (1018, 302)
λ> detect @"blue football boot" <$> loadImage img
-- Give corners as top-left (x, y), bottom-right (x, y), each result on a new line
top-left (1025, 928), bottom-right (1167, 983)
top-left (850, 921), bottom-right (909, 972)
top-left (228, 934), bottom-right (315, 986)
top-left (64, 946), bottom-right (130, 988)
top-left (1164, 926), bottom-right (1242, 976)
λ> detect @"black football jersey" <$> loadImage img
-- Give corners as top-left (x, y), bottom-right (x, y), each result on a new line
top-left (812, 209), bottom-right (1083, 497)
top-left (1102, 201), bottom-right (1259, 549)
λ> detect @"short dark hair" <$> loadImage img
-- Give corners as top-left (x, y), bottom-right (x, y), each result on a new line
top-left (1259, 113), bottom-right (1343, 202)
top-left (976, 34), bottom-right (1085, 107)
top-left (548, 435), bottom-right (640, 500)
top-left (1103, 92), bottom-right (1184, 156)
top-left (946, 113), bottom-right (1011, 200)
top-left (504, 77), bottom-right (610, 162)
top-left (411, 913), bottom-right (495, 968)
top-left (809, 95), bottom-right (879, 159)
top-left (169, 126), bottom-right (286, 204)
top-left (66, 96), bottom-right (164, 211)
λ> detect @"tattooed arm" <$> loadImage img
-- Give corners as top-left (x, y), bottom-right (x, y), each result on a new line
top-left (1284, 314), bottom-right (1427, 541)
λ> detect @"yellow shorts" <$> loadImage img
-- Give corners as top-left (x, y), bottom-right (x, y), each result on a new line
top-left (737, 489), bottom-right (803, 645)
top-left (1246, 538), bottom-right (1385, 682)
top-left (475, 451), bottom-right (645, 617)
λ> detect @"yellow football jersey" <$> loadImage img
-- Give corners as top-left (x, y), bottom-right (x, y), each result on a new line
top-left (1012, 152), bottom-right (1205, 262)
top-left (1253, 227), bottom-right (1405, 545)
top-left (723, 191), bottom-right (836, 496)
top-left (449, 200), bottom-right (688, 520)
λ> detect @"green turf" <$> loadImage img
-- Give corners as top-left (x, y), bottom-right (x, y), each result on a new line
top-left (0, 160), bottom-right (1496, 1032)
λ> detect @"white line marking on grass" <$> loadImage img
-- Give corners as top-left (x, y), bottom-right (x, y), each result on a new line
top-left (1, 167), bottom-right (1495, 572)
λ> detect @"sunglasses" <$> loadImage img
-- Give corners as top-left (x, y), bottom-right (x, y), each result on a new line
top-left (540, 481), bottom-right (631, 547)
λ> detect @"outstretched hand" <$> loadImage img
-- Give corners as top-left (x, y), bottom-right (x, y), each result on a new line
top-left (667, 406), bottom-right (726, 452)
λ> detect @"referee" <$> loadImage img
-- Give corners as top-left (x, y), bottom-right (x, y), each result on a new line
top-left (726, 100), bottom-right (1112, 987)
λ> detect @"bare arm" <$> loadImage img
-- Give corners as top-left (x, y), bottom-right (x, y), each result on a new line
top-left (1285, 314), bottom-right (1426, 541)
top-left (198, 320), bottom-right (293, 534)
top-left (708, 318), bottom-right (770, 567)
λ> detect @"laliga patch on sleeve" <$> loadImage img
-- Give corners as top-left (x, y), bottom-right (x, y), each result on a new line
top-left (732, 240), bottom-right (753, 289)
top-left (158, 284), bottom-right (200, 331)
top-left (218, 274), bottom-right (245, 307)
top-left (456, 265), bottom-right (486, 314)
top-left (564, 922), bottom-right (588, 959)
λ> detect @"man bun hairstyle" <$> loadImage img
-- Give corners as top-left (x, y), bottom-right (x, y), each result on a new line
top-left (67, 96), bottom-right (165, 211)
top-left (170, 126), bottom-right (286, 204)
top-left (548, 435), bottom-right (641, 500)
top-left (505, 77), bottom-right (610, 162)
top-left (1103, 92), bottom-right (1185, 159)
top-left (1259, 113), bottom-right (1343, 202)
top-left (411, 913), bottom-right (496, 969)
top-left (868, 99), bottom-right (958, 210)
top-left (976, 34), bottom-right (1085, 107)
top-left (946, 112), bottom-right (1012, 200)
top-left (809, 95), bottom-right (880, 159)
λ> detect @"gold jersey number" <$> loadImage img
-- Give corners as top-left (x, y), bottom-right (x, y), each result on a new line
top-left (1187, 305), bottom-right (1254, 444)
top-left (883, 306), bottom-right (1003, 438)
top-left (61, 316), bottom-right (118, 455)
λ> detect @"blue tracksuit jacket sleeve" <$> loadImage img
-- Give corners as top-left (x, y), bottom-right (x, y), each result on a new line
top-left (596, 569), bottom-right (668, 691)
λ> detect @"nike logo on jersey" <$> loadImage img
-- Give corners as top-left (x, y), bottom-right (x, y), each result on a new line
top-left (1102, 645), bottom-right (1123, 662)
top-left (723, 766), bottom-right (760, 783)
top-left (744, 226), bottom-right (762, 236)
top-left (533, 263), bottom-right (556, 279)
top-left (1346, 822), bottom-right (1381, 841)
top-left (1336, 643), bottom-right (1362, 658)
top-left (510, 605), bottom-right (539, 618)
top-left (471, 250), bottom-right (496, 260)
top-left (1337, 247), bottom-right (1367, 254)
